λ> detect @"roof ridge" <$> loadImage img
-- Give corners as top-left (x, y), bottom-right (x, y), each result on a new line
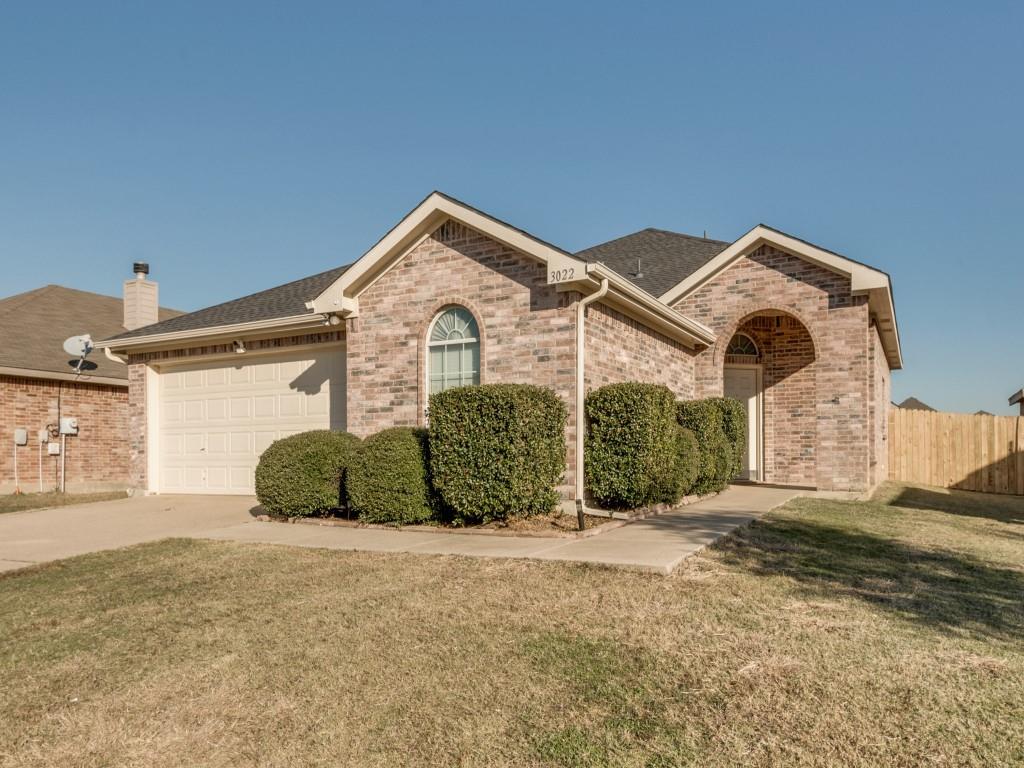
top-left (642, 227), bottom-right (731, 245)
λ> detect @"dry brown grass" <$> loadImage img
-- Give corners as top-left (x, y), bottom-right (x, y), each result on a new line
top-left (1, 483), bottom-right (1023, 767)
top-left (0, 491), bottom-right (126, 515)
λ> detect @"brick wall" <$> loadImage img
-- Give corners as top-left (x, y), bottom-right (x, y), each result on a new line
top-left (733, 315), bottom-right (817, 486)
top-left (346, 220), bottom-right (579, 497)
top-left (868, 323), bottom-right (891, 488)
top-left (675, 244), bottom-right (873, 491)
top-left (0, 374), bottom-right (129, 493)
top-left (584, 302), bottom-right (697, 398)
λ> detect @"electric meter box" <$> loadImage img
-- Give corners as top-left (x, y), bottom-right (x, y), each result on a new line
top-left (13, 428), bottom-right (28, 446)
top-left (59, 417), bottom-right (79, 435)
top-left (38, 429), bottom-right (48, 444)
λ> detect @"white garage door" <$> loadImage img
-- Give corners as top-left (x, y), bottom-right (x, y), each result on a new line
top-left (158, 349), bottom-right (345, 494)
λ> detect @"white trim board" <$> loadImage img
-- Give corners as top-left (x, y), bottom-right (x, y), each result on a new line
top-left (659, 225), bottom-right (903, 370)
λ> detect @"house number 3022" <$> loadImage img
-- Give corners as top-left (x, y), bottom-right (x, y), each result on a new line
top-left (549, 267), bottom-right (575, 283)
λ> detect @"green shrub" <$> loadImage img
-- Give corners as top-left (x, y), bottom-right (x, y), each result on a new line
top-left (655, 425), bottom-right (700, 503)
top-left (585, 382), bottom-right (685, 509)
top-left (428, 384), bottom-right (567, 524)
top-left (677, 399), bottom-right (734, 495)
top-left (348, 427), bottom-right (436, 525)
top-left (254, 430), bottom-right (362, 517)
top-left (711, 397), bottom-right (747, 479)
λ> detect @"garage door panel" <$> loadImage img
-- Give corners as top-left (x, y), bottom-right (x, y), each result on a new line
top-left (207, 398), bottom-right (228, 420)
top-left (229, 467), bottom-right (252, 491)
top-left (230, 433), bottom-right (251, 454)
top-left (159, 349), bottom-right (343, 494)
top-left (253, 395), bottom-right (275, 418)
top-left (279, 393), bottom-right (303, 418)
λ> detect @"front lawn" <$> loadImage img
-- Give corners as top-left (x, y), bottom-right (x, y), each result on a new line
top-left (0, 490), bottom-right (126, 515)
top-left (2, 484), bottom-right (1022, 766)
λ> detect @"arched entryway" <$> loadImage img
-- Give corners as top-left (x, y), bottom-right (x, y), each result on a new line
top-left (722, 311), bottom-right (817, 486)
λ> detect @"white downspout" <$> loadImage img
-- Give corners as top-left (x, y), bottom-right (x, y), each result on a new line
top-left (104, 347), bottom-right (128, 365)
top-left (575, 277), bottom-right (609, 504)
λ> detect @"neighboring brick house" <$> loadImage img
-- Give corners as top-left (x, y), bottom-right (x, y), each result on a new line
top-left (0, 276), bottom-right (180, 493)
top-left (98, 192), bottom-right (902, 505)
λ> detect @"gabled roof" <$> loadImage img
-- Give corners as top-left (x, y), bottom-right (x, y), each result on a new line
top-left (0, 285), bottom-right (181, 382)
top-left (575, 228), bottom-right (729, 297)
top-left (898, 396), bottom-right (935, 411)
top-left (105, 265), bottom-right (350, 343)
top-left (657, 223), bottom-right (903, 370)
top-left (305, 191), bottom-right (715, 347)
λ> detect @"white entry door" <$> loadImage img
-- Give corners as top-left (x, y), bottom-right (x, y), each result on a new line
top-left (157, 349), bottom-right (345, 494)
top-left (723, 366), bottom-right (761, 481)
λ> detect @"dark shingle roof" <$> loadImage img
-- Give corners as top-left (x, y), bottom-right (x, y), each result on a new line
top-left (898, 397), bottom-right (935, 412)
top-left (575, 228), bottom-right (730, 297)
top-left (0, 286), bottom-right (182, 381)
top-left (106, 265), bottom-right (351, 342)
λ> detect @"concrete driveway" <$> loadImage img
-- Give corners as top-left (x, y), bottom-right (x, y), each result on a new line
top-left (0, 494), bottom-right (257, 573)
top-left (0, 485), bottom-right (800, 575)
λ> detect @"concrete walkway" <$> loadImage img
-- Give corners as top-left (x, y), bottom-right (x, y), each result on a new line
top-left (200, 485), bottom-right (798, 574)
top-left (0, 494), bottom-right (255, 573)
top-left (0, 485), bottom-right (799, 576)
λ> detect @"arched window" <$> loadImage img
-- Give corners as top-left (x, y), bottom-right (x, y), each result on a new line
top-left (726, 333), bottom-right (759, 358)
top-left (428, 306), bottom-right (480, 394)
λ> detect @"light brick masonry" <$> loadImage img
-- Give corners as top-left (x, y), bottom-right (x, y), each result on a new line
top-left (674, 244), bottom-right (890, 491)
top-left (117, 224), bottom-right (892, 499)
top-left (0, 375), bottom-right (129, 493)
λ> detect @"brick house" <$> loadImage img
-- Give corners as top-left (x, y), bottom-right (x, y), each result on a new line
top-left (0, 275), bottom-right (180, 493)
top-left (98, 192), bottom-right (901, 505)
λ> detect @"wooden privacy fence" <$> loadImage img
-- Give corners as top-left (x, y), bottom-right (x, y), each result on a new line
top-left (888, 406), bottom-right (1024, 495)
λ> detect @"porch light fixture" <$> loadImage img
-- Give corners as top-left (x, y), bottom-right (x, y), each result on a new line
top-left (233, 340), bottom-right (246, 354)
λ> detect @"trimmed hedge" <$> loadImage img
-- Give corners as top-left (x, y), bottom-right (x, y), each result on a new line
top-left (428, 384), bottom-right (567, 524)
top-left (254, 430), bottom-right (362, 517)
top-left (711, 397), bottom-right (747, 479)
top-left (348, 427), bottom-right (436, 525)
top-left (676, 398), bottom-right (744, 495)
top-left (656, 424), bottom-right (700, 504)
top-left (585, 382), bottom-right (684, 509)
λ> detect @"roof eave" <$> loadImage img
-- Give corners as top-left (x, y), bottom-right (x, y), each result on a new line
top-left (0, 365), bottom-right (128, 387)
top-left (582, 263), bottom-right (716, 348)
top-left (96, 313), bottom-right (331, 353)
top-left (659, 224), bottom-right (903, 370)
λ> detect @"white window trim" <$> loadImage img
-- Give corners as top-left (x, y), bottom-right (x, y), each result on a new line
top-left (425, 307), bottom-right (481, 402)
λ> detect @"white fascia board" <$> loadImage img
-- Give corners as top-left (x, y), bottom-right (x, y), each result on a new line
top-left (95, 313), bottom-right (329, 352)
top-left (660, 224), bottom-right (902, 369)
top-left (0, 365), bottom-right (128, 387)
top-left (583, 263), bottom-right (716, 347)
top-left (307, 192), bottom-right (590, 313)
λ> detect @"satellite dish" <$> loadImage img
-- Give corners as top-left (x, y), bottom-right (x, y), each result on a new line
top-left (63, 334), bottom-right (94, 373)
top-left (63, 334), bottom-right (93, 358)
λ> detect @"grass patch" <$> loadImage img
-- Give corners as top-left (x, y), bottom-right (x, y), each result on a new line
top-left (0, 490), bottom-right (126, 514)
top-left (1, 483), bottom-right (1023, 766)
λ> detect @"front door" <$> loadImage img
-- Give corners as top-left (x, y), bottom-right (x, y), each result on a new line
top-left (723, 366), bottom-right (761, 481)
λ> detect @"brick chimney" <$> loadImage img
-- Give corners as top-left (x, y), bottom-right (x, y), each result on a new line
top-left (123, 262), bottom-right (159, 330)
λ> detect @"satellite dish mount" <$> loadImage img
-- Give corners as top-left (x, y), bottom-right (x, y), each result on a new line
top-left (63, 334), bottom-right (94, 374)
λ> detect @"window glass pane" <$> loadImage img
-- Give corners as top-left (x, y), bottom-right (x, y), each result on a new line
top-left (429, 346), bottom-right (444, 376)
top-left (428, 308), bottom-right (481, 394)
top-left (445, 344), bottom-right (462, 376)
top-left (464, 343), bottom-right (479, 376)
top-left (430, 307), bottom-right (479, 343)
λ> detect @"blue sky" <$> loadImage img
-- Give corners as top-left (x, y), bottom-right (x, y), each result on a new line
top-left (1, 2), bottom-right (1021, 413)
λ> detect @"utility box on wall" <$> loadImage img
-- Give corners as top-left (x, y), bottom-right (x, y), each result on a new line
top-left (59, 417), bottom-right (79, 435)
top-left (13, 428), bottom-right (28, 446)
